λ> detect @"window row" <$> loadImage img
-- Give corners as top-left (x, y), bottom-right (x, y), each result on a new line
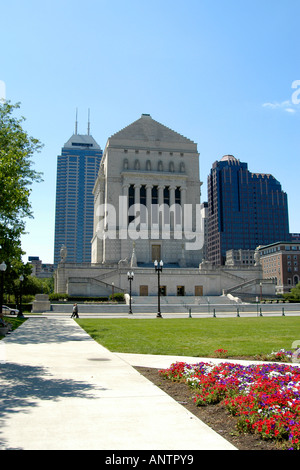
top-left (123, 159), bottom-right (185, 173)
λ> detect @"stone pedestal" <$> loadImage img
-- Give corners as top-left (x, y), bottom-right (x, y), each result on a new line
top-left (0, 327), bottom-right (9, 336)
top-left (32, 294), bottom-right (51, 313)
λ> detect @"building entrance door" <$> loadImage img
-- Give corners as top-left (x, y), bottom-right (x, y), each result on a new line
top-left (152, 245), bottom-right (161, 262)
top-left (177, 286), bottom-right (185, 296)
top-left (140, 285), bottom-right (148, 296)
top-left (160, 286), bottom-right (167, 296)
top-left (195, 286), bottom-right (203, 296)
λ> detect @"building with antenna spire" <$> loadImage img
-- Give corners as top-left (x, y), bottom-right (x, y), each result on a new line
top-left (53, 110), bottom-right (102, 266)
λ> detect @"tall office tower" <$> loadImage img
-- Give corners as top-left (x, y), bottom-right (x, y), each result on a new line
top-left (207, 155), bottom-right (290, 265)
top-left (54, 117), bottom-right (102, 266)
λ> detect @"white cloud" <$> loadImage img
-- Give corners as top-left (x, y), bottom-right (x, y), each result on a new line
top-left (262, 99), bottom-right (297, 113)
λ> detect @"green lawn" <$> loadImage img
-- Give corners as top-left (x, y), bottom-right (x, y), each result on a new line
top-left (76, 317), bottom-right (300, 357)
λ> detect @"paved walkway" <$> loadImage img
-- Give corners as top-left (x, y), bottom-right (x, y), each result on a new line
top-left (0, 317), bottom-right (237, 450)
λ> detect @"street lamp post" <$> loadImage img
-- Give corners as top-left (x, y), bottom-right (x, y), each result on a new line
top-left (111, 281), bottom-right (115, 300)
top-left (154, 260), bottom-right (163, 318)
top-left (260, 282), bottom-right (262, 303)
top-left (127, 271), bottom-right (134, 314)
top-left (18, 275), bottom-right (24, 317)
top-left (0, 261), bottom-right (7, 316)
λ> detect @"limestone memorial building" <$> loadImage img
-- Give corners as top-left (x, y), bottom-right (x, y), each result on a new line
top-left (91, 113), bottom-right (203, 268)
top-left (55, 115), bottom-right (271, 301)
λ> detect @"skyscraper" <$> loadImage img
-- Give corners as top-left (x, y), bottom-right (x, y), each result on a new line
top-left (54, 117), bottom-right (102, 266)
top-left (207, 155), bottom-right (290, 265)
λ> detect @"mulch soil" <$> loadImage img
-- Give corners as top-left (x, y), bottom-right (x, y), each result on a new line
top-left (135, 365), bottom-right (283, 451)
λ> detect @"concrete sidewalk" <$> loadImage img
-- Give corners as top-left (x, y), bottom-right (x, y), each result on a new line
top-left (0, 318), bottom-right (236, 450)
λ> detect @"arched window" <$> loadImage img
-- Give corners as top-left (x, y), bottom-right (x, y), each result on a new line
top-left (169, 161), bottom-right (174, 172)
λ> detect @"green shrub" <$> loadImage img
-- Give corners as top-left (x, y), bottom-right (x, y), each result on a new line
top-left (49, 293), bottom-right (69, 301)
top-left (109, 293), bottom-right (125, 302)
top-left (70, 296), bottom-right (109, 302)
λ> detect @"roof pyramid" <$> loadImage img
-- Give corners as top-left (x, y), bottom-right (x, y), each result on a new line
top-left (109, 114), bottom-right (196, 148)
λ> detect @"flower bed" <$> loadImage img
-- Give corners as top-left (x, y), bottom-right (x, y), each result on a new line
top-left (159, 360), bottom-right (300, 450)
top-left (255, 349), bottom-right (295, 362)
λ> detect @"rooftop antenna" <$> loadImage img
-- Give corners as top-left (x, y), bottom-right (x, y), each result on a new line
top-left (87, 108), bottom-right (90, 135)
top-left (75, 108), bottom-right (78, 135)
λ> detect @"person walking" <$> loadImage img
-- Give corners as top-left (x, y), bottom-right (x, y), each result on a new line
top-left (71, 303), bottom-right (79, 318)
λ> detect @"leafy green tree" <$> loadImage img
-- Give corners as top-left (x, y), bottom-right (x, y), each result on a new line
top-left (290, 282), bottom-right (300, 300)
top-left (283, 282), bottom-right (300, 302)
top-left (0, 101), bottom-right (43, 234)
top-left (22, 275), bottom-right (54, 297)
top-left (0, 101), bottom-right (43, 295)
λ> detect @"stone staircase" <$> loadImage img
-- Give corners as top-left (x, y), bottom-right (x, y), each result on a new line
top-left (50, 295), bottom-right (239, 314)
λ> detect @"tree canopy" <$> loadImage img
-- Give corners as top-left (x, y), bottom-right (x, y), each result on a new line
top-left (289, 282), bottom-right (300, 300)
top-left (0, 101), bottom-right (43, 287)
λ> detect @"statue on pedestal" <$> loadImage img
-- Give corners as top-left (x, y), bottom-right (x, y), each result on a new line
top-left (60, 244), bottom-right (67, 263)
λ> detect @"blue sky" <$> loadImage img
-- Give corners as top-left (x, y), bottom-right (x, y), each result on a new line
top-left (1, 0), bottom-right (299, 263)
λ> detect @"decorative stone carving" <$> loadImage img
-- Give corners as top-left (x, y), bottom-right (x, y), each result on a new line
top-left (130, 242), bottom-right (137, 268)
top-left (60, 244), bottom-right (67, 263)
top-left (254, 246), bottom-right (261, 266)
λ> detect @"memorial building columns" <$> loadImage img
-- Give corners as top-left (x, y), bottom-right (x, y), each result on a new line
top-left (146, 184), bottom-right (153, 228)
top-left (121, 181), bottom-right (187, 228)
top-left (158, 185), bottom-right (164, 207)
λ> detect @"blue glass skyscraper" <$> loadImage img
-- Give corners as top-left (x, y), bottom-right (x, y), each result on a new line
top-left (207, 155), bottom-right (290, 265)
top-left (54, 122), bottom-right (102, 266)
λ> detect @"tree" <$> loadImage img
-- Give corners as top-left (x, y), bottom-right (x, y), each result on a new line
top-left (290, 282), bottom-right (300, 300)
top-left (0, 101), bottom-right (43, 234)
top-left (0, 101), bottom-right (43, 294)
top-left (283, 282), bottom-right (300, 302)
